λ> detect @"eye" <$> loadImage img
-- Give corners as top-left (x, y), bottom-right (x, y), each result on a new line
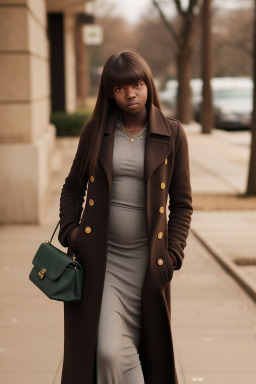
top-left (114, 86), bottom-right (123, 93)
top-left (135, 83), bottom-right (141, 88)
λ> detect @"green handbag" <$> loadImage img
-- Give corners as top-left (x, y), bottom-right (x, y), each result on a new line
top-left (29, 221), bottom-right (83, 302)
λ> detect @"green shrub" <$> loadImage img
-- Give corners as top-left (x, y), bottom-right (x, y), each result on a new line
top-left (50, 112), bottom-right (91, 136)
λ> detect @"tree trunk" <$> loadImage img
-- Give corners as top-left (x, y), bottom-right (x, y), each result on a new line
top-left (246, 1), bottom-right (256, 195)
top-left (177, 50), bottom-right (193, 123)
top-left (152, 1), bottom-right (200, 124)
top-left (201, 0), bottom-right (214, 134)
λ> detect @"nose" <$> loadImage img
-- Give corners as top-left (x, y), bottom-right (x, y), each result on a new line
top-left (126, 86), bottom-right (136, 99)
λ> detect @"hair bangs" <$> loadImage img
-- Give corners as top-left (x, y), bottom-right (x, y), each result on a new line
top-left (104, 55), bottom-right (147, 96)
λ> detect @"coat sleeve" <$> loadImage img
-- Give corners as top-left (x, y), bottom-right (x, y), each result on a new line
top-left (167, 121), bottom-right (193, 270)
top-left (58, 133), bottom-right (89, 248)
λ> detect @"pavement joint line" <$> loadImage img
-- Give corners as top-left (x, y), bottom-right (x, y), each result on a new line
top-left (190, 227), bottom-right (256, 303)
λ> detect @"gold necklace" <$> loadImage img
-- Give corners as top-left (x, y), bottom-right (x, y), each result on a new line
top-left (119, 118), bottom-right (147, 143)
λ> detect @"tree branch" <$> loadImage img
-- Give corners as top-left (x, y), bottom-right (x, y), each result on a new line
top-left (188, 0), bottom-right (199, 14)
top-left (173, 0), bottom-right (185, 15)
top-left (223, 40), bottom-right (253, 57)
top-left (152, 0), bottom-right (180, 47)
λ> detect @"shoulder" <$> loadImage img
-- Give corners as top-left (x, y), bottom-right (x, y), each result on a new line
top-left (150, 105), bottom-right (188, 147)
top-left (165, 116), bottom-right (180, 136)
top-left (165, 116), bottom-right (188, 144)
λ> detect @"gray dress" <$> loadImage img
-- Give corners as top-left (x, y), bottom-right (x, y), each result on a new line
top-left (96, 120), bottom-right (149, 384)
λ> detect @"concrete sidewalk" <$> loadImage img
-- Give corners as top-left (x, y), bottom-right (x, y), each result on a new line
top-left (184, 124), bottom-right (256, 300)
top-left (0, 139), bottom-right (78, 384)
top-left (0, 126), bottom-right (256, 384)
top-left (186, 123), bottom-right (250, 195)
top-left (172, 232), bottom-right (256, 384)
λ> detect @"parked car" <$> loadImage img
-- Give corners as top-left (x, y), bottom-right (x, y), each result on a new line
top-left (193, 77), bottom-right (253, 129)
top-left (212, 77), bottom-right (253, 130)
top-left (160, 77), bottom-right (253, 130)
top-left (191, 78), bottom-right (203, 121)
top-left (159, 78), bottom-right (203, 119)
top-left (159, 80), bottom-right (178, 114)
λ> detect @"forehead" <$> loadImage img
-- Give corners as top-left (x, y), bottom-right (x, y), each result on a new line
top-left (108, 61), bottom-right (146, 87)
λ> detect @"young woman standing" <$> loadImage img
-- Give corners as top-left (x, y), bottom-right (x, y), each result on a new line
top-left (58, 51), bottom-right (193, 384)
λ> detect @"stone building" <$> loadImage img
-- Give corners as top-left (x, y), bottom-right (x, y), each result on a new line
top-left (0, 0), bottom-right (93, 224)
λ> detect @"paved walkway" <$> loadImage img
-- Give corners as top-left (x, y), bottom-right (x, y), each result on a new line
top-left (172, 232), bottom-right (256, 384)
top-left (185, 124), bottom-right (256, 299)
top-left (0, 126), bottom-right (256, 383)
top-left (187, 123), bottom-right (250, 194)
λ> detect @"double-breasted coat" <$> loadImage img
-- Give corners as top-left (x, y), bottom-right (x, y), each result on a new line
top-left (58, 104), bottom-right (193, 384)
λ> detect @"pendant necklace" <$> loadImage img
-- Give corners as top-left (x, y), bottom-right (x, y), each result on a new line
top-left (119, 117), bottom-right (147, 143)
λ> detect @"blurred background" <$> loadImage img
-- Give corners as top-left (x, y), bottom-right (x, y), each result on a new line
top-left (0, 1), bottom-right (256, 383)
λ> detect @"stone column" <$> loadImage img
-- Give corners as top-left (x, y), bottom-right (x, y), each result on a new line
top-left (64, 13), bottom-right (77, 113)
top-left (0, 0), bottom-right (55, 223)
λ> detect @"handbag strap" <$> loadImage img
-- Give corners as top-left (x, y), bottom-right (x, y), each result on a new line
top-left (49, 220), bottom-right (60, 243)
top-left (49, 220), bottom-right (77, 262)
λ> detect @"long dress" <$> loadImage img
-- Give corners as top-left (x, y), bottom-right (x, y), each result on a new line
top-left (96, 119), bottom-right (149, 384)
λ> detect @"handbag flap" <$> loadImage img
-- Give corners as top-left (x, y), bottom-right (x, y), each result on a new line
top-left (32, 243), bottom-right (77, 280)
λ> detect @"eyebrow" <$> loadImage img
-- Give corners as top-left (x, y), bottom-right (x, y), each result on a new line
top-left (114, 81), bottom-right (143, 87)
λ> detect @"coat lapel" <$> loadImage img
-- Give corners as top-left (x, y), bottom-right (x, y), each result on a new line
top-left (144, 105), bottom-right (172, 187)
top-left (98, 105), bottom-right (173, 190)
top-left (98, 109), bottom-right (118, 189)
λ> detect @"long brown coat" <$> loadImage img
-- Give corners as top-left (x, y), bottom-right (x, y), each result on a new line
top-left (58, 105), bottom-right (193, 384)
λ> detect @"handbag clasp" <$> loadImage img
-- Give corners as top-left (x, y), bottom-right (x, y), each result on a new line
top-left (38, 268), bottom-right (46, 279)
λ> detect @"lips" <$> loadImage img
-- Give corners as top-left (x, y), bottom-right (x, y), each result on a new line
top-left (127, 102), bottom-right (139, 108)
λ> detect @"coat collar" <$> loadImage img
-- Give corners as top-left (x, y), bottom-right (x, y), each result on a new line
top-left (98, 105), bottom-right (172, 191)
top-left (147, 104), bottom-right (172, 137)
top-left (144, 105), bottom-right (172, 188)
top-left (103, 104), bottom-right (171, 137)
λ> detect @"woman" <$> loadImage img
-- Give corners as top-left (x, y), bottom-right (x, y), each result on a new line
top-left (58, 51), bottom-right (193, 384)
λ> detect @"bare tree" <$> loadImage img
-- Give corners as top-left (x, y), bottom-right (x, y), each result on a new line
top-left (212, 8), bottom-right (253, 77)
top-left (200, 0), bottom-right (213, 133)
top-left (133, 16), bottom-right (176, 84)
top-left (246, 0), bottom-right (256, 196)
top-left (153, 0), bottom-right (202, 123)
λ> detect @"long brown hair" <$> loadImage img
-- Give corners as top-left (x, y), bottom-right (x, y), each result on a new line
top-left (83, 51), bottom-right (160, 177)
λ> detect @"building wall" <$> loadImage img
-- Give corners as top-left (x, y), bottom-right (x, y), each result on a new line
top-left (0, 0), bottom-right (55, 223)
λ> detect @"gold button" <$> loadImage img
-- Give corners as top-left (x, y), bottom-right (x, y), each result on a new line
top-left (157, 258), bottom-right (164, 266)
top-left (160, 182), bottom-right (165, 190)
top-left (90, 176), bottom-right (94, 182)
top-left (89, 199), bottom-right (94, 206)
top-left (85, 226), bottom-right (91, 234)
top-left (165, 158), bottom-right (168, 165)
top-left (159, 207), bottom-right (164, 214)
top-left (157, 232), bottom-right (163, 239)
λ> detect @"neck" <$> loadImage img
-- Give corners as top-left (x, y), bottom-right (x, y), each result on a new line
top-left (120, 108), bottom-right (147, 131)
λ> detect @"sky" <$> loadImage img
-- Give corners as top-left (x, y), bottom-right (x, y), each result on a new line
top-left (109, 0), bottom-right (150, 23)
top-left (94, 0), bottom-right (253, 24)
top-left (94, 0), bottom-right (152, 24)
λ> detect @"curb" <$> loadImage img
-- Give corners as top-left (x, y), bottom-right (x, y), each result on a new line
top-left (191, 228), bottom-right (256, 303)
